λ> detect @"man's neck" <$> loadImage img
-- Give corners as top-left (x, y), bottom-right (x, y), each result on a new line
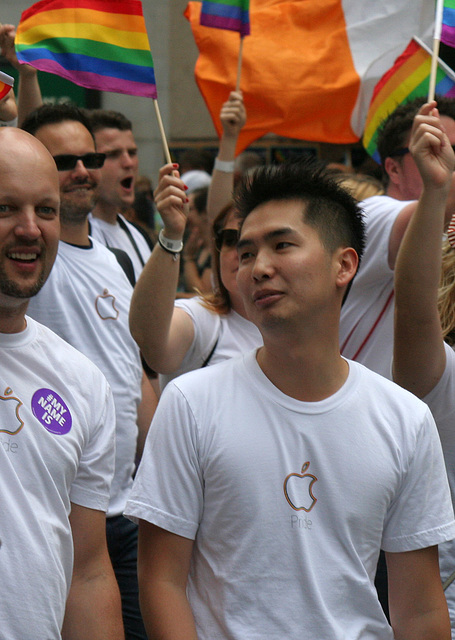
top-left (256, 331), bottom-right (348, 402)
top-left (0, 302), bottom-right (28, 334)
top-left (91, 201), bottom-right (119, 224)
top-left (386, 184), bottom-right (407, 201)
top-left (60, 219), bottom-right (91, 247)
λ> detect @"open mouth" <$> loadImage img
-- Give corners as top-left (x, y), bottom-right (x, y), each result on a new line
top-left (121, 177), bottom-right (133, 190)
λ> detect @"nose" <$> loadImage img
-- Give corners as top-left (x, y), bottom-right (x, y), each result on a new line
top-left (251, 248), bottom-right (274, 281)
top-left (122, 150), bottom-right (135, 169)
top-left (72, 158), bottom-right (91, 179)
top-left (15, 210), bottom-right (41, 240)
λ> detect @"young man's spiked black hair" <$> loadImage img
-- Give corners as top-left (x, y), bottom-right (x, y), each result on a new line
top-left (235, 159), bottom-right (366, 268)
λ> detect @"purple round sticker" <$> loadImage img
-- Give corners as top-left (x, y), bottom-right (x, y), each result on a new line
top-left (31, 388), bottom-right (73, 435)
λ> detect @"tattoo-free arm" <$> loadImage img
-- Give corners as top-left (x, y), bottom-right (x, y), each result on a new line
top-left (138, 521), bottom-right (198, 640)
top-left (393, 102), bottom-right (454, 397)
top-left (62, 504), bottom-right (124, 640)
top-left (387, 546), bottom-right (451, 640)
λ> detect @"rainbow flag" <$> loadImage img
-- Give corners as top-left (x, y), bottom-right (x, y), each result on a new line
top-left (200, 0), bottom-right (250, 36)
top-left (15, 0), bottom-right (157, 98)
top-left (363, 37), bottom-right (455, 163)
top-left (442, 0), bottom-right (455, 48)
top-left (0, 72), bottom-right (14, 101)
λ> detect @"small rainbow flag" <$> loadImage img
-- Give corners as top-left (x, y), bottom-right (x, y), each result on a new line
top-left (442, 0), bottom-right (455, 48)
top-left (363, 37), bottom-right (455, 163)
top-left (15, 0), bottom-right (157, 98)
top-left (200, 0), bottom-right (250, 37)
top-left (0, 72), bottom-right (14, 101)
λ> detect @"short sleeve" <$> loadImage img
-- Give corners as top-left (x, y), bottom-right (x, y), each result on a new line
top-left (125, 381), bottom-right (204, 539)
top-left (358, 196), bottom-right (409, 286)
top-left (381, 407), bottom-right (455, 552)
top-left (159, 298), bottom-right (220, 388)
top-left (69, 378), bottom-right (116, 512)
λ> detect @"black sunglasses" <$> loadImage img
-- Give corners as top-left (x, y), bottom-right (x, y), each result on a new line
top-left (53, 152), bottom-right (106, 172)
top-left (390, 145), bottom-right (455, 158)
top-left (215, 228), bottom-right (239, 252)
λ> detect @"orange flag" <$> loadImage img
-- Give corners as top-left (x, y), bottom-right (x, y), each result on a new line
top-left (185, 0), bottom-right (434, 154)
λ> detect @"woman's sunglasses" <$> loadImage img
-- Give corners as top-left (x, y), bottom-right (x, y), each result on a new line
top-left (215, 228), bottom-right (239, 252)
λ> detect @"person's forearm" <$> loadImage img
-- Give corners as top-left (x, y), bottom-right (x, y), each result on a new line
top-left (393, 183), bottom-right (449, 395)
top-left (207, 135), bottom-right (237, 222)
top-left (140, 582), bottom-right (198, 640)
top-left (395, 184), bottom-right (448, 320)
top-left (130, 243), bottom-right (181, 371)
top-left (17, 67), bottom-right (43, 126)
top-left (62, 570), bottom-right (124, 640)
top-left (391, 607), bottom-right (451, 640)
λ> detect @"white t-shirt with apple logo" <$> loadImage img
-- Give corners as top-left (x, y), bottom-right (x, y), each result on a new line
top-left (0, 317), bottom-right (115, 638)
top-left (27, 238), bottom-right (143, 517)
top-left (126, 351), bottom-right (455, 639)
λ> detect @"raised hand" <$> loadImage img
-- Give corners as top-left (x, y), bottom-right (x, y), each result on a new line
top-left (220, 90), bottom-right (246, 139)
top-left (410, 101), bottom-right (455, 191)
top-left (154, 164), bottom-right (189, 240)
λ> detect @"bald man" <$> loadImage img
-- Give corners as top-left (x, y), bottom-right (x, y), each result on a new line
top-left (0, 127), bottom-right (123, 639)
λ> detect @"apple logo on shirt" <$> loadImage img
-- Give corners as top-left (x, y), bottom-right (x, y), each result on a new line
top-left (0, 387), bottom-right (25, 435)
top-left (283, 461), bottom-right (318, 512)
top-left (95, 289), bottom-right (119, 321)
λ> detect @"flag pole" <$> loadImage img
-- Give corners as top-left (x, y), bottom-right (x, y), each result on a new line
top-left (235, 36), bottom-right (244, 92)
top-left (429, 0), bottom-right (445, 101)
top-left (153, 98), bottom-right (172, 164)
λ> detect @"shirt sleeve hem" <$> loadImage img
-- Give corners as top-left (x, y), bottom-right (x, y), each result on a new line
top-left (124, 500), bottom-right (198, 540)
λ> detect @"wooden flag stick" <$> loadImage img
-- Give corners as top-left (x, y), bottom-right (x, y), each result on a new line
top-left (153, 98), bottom-right (172, 164)
top-left (429, 0), bottom-right (445, 101)
top-left (235, 36), bottom-right (245, 92)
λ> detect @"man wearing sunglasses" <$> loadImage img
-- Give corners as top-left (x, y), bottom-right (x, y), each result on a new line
top-left (20, 103), bottom-right (155, 640)
top-left (340, 95), bottom-right (455, 382)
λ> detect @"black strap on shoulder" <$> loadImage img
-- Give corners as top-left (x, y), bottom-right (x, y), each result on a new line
top-left (201, 338), bottom-right (219, 368)
top-left (88, 219), bottom-right (136, 287)
top-left (126, 218), bottom-right (155, 252)
top-left (108, 247), bottom-right (136, 287)
top-left (117, 215), bottom-right (154, 266)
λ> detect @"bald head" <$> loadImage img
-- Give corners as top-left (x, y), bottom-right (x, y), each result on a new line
top-left (0, 127), bottom-right (59, 188)
top-left (0, 127), bottom-right (60, 324)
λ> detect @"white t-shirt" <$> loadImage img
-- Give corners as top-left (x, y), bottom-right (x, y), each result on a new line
top-left (159, 296), bottom-right (262, 389)
top-left (0, 317), bottom-right (115, 639)
top-left (89, 213), bottom-right (152, 281)
top-left (424, 343), bottom-right (455, 637)
top-left (340, 195), bottom-right (414, 379)
top-left (126, 352), bottom-right (455, 640)
top-left (27, 239), bottom-right (143, 516)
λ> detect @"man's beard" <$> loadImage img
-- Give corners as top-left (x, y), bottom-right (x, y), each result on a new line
top-left (0, 257), bottom-right (48, 300)
top-left (60, 192), bottom-right (96, 226)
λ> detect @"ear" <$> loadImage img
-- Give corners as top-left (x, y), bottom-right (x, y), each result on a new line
top-left (384, 156), bottom-right (402, 189)
top-left (334, 247), bottom-right (359, 290)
